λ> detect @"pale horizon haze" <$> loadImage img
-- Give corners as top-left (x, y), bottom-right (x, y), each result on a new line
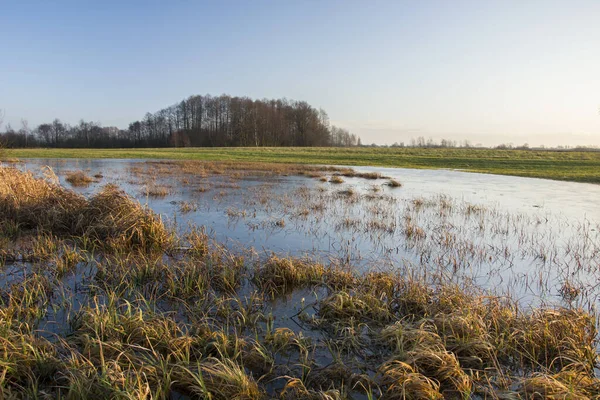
top-left (1, 0), bottom-right (599, 147)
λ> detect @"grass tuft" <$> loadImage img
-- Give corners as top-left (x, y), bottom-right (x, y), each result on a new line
top-left (65, 170), bottom-right (94, 187)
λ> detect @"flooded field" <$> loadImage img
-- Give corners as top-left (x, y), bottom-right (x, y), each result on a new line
top-left (20, 158), bottom-right (600, 308)
top-left (1, 158), bottom-right (599, 399)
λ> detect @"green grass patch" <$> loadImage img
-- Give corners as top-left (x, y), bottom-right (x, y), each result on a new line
top-left (5, 147), bottom-right (600, 183)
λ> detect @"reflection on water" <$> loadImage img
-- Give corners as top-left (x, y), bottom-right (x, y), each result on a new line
top-left (17, 158), bottom-right (600, 310)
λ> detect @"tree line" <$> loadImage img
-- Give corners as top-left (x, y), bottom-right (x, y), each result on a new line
top-left (386, 137), bottom-right (599, 151)
top-left (0, 95), bottom-right (360, 148)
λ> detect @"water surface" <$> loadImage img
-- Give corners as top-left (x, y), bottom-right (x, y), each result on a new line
top-left (17, 158), bottom-right (600, 310)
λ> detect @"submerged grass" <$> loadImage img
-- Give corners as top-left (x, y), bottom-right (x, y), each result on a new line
top-left (0, 165), bottom-right (598, 398)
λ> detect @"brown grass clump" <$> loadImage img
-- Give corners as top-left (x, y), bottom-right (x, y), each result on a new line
top-left (339, 170), bottom-right (386, 180)
top-left (377, 361), bottom-right (443, 400)
top-left (137, 160), bottom-right (372, 182)
top-left (377, 322), bottom-right (444, 355)
top-left (323, 268), bottom-right (357, 290)
top-left (65, 170), bottom-right (94, 187)
top-left (69, 301), bottom-right (188, 355)
top-left (307, 362), bottom-right (362, 392)
top-left (329, 176), bottom-right (344, 184)
top-left (431, 311), bottom-right (496, 368)
top-left (518, 372), bottom-right (591, 400)
top-left (265, 327), bottom-right (296, 349)
top-left (0, 323), bottom-right (64, 393)
top-left (186, 227), bottom-right (210, 258)
top-left (318, 291), bottom-right (392, 323)
top-left (362, 271), bottom-right (398, 298)
top-left (179, 200), bottom-right (198, 213)
top-left (394, 278), bottom-right (433, 317)
top-left (0, 166), bottom-right (171, 251)
top-left (353, 171), bottom-right (382, 179)
top-left (254, 256), bottom-right (325, 294)
top-left (507, 308), bottom-right (597, 372)
top-left (176, 358), bottom-right (262, 400)
top-left (280, 377), bottom-right (343, 400)
top-left (0, 166), bottom-right (87, 233)
top-left (553, 369), bottom-right (600, 398)
top-left (145, 184), bottom-right (171, 197)
top-left (336, 188), bottom-right (356, 197)
top-left (404, 349), bottom-right (472, 394)
top-left (82, 184), bottom-right (172, 251)
top-left (386, 179), bottom-right (402, 188)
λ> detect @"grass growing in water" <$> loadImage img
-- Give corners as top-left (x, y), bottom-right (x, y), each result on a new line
top-left (0, 165), bottom-right (599, 399)
top-left (65, 170), bottom-right (95, 187)
top-left (386, 178), bottom-right (402, 188)
top-left (0, 166), bottom-right (171, 251)
top-left (329, 176), bottom-right (344, 184)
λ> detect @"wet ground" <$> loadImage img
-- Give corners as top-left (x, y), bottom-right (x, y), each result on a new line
top-left (14, 158), bottom-right (599, 312)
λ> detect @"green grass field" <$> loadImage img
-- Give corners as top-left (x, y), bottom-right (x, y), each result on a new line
top-left (5, 147), bottom-right (600, 184)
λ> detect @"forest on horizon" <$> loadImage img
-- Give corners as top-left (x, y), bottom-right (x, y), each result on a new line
top-left (0, 94), bottom-right (360, 149)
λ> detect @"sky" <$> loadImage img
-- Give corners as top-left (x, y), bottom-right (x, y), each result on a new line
top-left (1, 0), bottom-right (599, 147)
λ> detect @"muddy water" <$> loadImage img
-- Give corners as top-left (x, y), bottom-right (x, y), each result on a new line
top-left (17, 159), bottom-right (600, 310)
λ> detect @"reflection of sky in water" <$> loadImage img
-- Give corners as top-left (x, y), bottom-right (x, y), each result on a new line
top-left (16, 159), bottom-right (600, 309)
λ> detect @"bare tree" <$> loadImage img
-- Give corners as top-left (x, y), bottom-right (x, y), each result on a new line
top-left (0, 110), bottom-right (5, 157)
top-left (37, 123), bottom-right (53, 145)
top-left (1, 94), bottom-right (362, 149)
top-left (20, 119), bottom-right (30, 147)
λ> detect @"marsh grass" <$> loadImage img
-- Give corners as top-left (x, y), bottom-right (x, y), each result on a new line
top-left (179, 200), bottom-right (198, 213)
top-left (132, 160), bottom-right (388, 183)
top-left (0, 165), bottom-right (599, 399)
top-left (145, 184), bottom-right (171, 197)
top-left (0, 166), bottom-right (171, 252)
top-left (386, 178), bottom-right (402, 188)
top-left (65, 170), bottom-right (95, 187)
top-left (254, 256), bottom-right (325, 295)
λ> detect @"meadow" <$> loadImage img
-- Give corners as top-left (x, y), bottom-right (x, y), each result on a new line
top-left (0, 157), bottom-right (598, 399)
top-left (5, 146), bottom-right (600, 184)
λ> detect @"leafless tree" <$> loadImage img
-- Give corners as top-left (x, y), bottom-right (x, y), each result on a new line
top-left (20, 119), bottom-right (30, 147)
top-left (0, 110), bottom-right (5, 157)
top-left (0, 94), bottom-right (362, 149)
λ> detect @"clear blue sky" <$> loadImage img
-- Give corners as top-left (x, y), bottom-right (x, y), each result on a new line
top-left (1, 0), bottom-right (599, 146)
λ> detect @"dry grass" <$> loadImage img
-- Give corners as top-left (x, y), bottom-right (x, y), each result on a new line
top-left (132, 160), bottom-right (381, 183)
top-left (377, 361), bottom-right (443, 399)
top-left (0, 166), bottom-right (171, 251)
top-left (0, 166), bottom-right (87, 233)
top-left (179, 200), bottom-right (198, 213)
top-left (254, 255), bottom-right (325, 294)
top-left (145, 184), bottom-right (171, 197)
top-left (0, 164), bottom-right (599, 399)
top-left (518, 371), bottom-right (599, 399)
top-left (65, 170), bottom-right (95, 187)
top-left (386, 179), bottom-right (402, 188)
top-left (82, 184), bottom-right (172, 251)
